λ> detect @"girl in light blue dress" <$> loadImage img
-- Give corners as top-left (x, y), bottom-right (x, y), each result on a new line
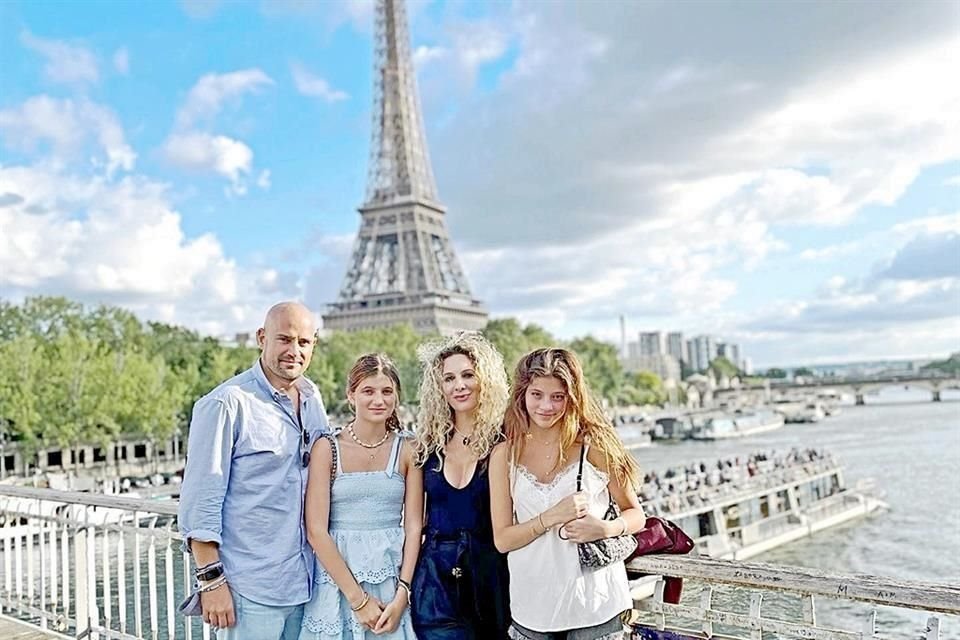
top-left (300, 354), bottom-right (423, 640)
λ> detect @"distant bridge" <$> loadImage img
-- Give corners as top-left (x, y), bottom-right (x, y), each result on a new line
top-left (711, 372), bottom-right (960, 405)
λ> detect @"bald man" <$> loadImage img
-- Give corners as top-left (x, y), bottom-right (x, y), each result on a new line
top-left (179, 302), bottom-right (330, 639)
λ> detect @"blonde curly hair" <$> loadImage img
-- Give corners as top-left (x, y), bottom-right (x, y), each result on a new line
top-left (414, 331), bottom-right (509, 467)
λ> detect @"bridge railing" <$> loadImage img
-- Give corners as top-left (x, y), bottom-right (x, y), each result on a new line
top-left (0, 485), bottom-right (208, 640)
top-left (1, 486), bottom-right (957, 640)
top-left (627, 556), bottom-right (959, 639)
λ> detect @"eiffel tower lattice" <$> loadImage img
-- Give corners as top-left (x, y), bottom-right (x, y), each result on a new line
top-left (322, 0), bottom-right (488, 335)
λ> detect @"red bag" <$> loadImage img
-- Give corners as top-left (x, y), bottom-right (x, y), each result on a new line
top-left (627, 516), bottom-right (694, 604)
top-left (629, 516), bottom-right (694, 559)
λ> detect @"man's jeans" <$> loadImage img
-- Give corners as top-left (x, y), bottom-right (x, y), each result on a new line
top-left (217, 591), bottom-right (304, 640)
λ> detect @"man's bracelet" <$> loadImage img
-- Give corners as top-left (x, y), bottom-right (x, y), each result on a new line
top-left (195, 562), bottom-right (224, 582)
top-left (199, 576), bottom-right (227, 593)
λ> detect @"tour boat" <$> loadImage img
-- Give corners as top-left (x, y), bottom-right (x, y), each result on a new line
top-left (636, 451), bottom-right (885, 562)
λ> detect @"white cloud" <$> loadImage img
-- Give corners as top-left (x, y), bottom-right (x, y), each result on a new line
top-left (179, 0), bottom-right (223, 20)
top-left (0, 164), bottom-right (299, 336)
top-left (0, 95), bottom-right (136, 177)
top-left (290, 62), bottom-right (349, 102)
top-left (20, 31), bottom-right (99, 86)
top-left (163, 132), bottom-right (254, 195)
top-left (256, 169), bottom-right (271, 190)
top-left (454, 22), bottom-right (509, 75)
top-left (413, 45), bottom-right (447, 67)
top-left (175, 69), bottom-right (273, 129)
top-left (113, 47), bottom-right (130, 75)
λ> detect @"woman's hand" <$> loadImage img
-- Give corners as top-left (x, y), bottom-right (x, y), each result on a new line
top-left (545, 491), bottom-right (589, 527)
top-left (373, 589), bottom-right (408, 634)
top-left (559, 513), bottom-right (613, 543)
top-left (353, 594), bottom-right (384, 631)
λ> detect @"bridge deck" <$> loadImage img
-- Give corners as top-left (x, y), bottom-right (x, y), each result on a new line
top-left (0, 616), bottom-right (59, 639)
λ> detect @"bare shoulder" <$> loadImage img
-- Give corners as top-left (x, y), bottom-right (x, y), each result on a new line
top-left (585, 442), bottom-right (612, 474)
top-left (310, 435), bottom-right (334, 460)
top-left (400, 435), bottom-right (417, 461)
top-left (490, 441), bottom-right (511, 465)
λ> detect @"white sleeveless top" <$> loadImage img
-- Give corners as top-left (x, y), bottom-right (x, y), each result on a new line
top-left (508, 453), bottom-right (632, 632)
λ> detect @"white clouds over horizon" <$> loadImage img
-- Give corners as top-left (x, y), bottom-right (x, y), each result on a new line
top-left (2, 1), bottom-right (959, 365)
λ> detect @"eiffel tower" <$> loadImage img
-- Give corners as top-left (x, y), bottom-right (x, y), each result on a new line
top-left (322, 0), bottom-right (488, 335)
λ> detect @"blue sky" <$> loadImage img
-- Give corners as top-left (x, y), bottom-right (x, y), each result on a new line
top-left (0, 0), bottom-right (957, 368)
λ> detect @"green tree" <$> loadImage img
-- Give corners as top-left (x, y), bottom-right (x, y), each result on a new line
top-left (618, 370), bottom-right (666, 406)
top-left (764, 367), bottom-right (787, 379)
top-left (709, 356), bottom-right (740, 379)
top-left (793, 367), bottom-right (814, 377)
top-left (482, 318), bottom-right (556, 375)
top-left (0, 335), bottom-right (44, 450)
top-left (568, 336), bottom-right (623, 403)
top-left (920, 353), bottom-right (960, 375)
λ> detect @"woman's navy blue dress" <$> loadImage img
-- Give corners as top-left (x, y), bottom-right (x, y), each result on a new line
top-left (412, 453), bottom-right (510, 640)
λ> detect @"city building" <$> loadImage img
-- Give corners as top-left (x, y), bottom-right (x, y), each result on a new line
top-left (639, 331), bottom-right (665, 356)
top-left (687, 334), bottom-right (717, 372)
top-left (622, 353), bottom-right (681, 384)
top-left (718, 342), bottom-right (741, 370)
top-left (666, 331), bottom-right (685, 364)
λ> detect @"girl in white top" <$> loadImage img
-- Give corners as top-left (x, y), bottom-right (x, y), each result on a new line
top-left (490, 348), bottom-right (646, 640)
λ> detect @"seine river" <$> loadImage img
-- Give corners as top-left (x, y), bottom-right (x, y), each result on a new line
top-left (631, 387), bottom-right (960, 638)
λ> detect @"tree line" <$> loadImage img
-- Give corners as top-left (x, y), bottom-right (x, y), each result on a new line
top-left (0, 297), bottom-right (668, 455)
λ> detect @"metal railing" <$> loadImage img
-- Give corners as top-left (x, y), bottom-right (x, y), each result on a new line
top-left (627, 556), bottom-right (959, 639)
top-left (1, 486), bottom-right (957, 640)
top-left (0, 485), bottom-right (209, 640)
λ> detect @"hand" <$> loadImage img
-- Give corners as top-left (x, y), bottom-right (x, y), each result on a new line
top-left (547, 491), bottom-right (589, 526)
top-left (353, 595), bottom-right (385, 631)
top-left (200, 585), bottom-right (235, 629)
top-left (559, 513), bottom-right (610, 543)
top-left (373, 590), bottom-right (408, 634)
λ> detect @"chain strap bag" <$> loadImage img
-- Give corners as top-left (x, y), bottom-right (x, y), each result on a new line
top-left (562, 441), bottom-right (638, 569)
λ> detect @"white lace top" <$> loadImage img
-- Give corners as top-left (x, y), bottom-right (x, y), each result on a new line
top-left (508, 456), bottom-right (632, 632)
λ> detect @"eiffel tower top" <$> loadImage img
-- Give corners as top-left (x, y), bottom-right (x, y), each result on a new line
top-left (365, 0), bottom-right (439, 208)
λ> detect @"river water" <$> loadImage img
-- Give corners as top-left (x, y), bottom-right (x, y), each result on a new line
top-left (631, 388), bottom-right (960, 638)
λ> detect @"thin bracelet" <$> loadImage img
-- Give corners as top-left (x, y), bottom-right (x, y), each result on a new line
top-left (537, 513), bottom-right (547, 534)
top-left (350, 591), bottom-right (370, 612)
top-left (616, 517), bottom-right (627, 536)
top-left (199, 576), bottom-right (227, 593)
top-left (396, 579), bottom-right (411, 604)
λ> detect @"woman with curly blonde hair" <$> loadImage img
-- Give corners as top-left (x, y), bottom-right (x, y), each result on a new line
top-left (490, 348), bottom-right (644, 640)
top-left (411, 331), bottom-right (511, 640)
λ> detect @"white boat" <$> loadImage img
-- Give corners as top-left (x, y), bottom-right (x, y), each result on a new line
top-left (690, 410), bottom-right (785, 440)
top-left (617, 423), bottom-right (653, 450)
top-left (629, 451), bottom-right (886, 600)
top-left (637, 452), bottom-right (885, 562)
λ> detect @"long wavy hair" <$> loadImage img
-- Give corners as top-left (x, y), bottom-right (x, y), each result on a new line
top-left (347, 353), bottom-right (403, 432)
top-left (503, 347), bottom-right (640, 489)
top-left (414, 332), bottom-right (509, 466)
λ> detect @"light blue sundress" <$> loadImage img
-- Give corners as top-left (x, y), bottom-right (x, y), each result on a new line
top-left (300, 432), bottom-right (417, 640)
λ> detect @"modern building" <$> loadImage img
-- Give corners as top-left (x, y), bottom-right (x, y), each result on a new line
top-left (718, 342), bottom-right (741, 370)
top-left (687, 335), bottom-right (717, 372)
top-left (623, 353), bottom-right (681, 384)
top-left (322, 0), bottom-right (487, 335)
top-left (639, 331), bottom-right (665, 356)
top-left (666, 331), bottom-right (685, 364)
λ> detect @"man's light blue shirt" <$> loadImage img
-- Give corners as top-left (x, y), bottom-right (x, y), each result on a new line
top-left (178, 360), bottom-right (329, 607)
